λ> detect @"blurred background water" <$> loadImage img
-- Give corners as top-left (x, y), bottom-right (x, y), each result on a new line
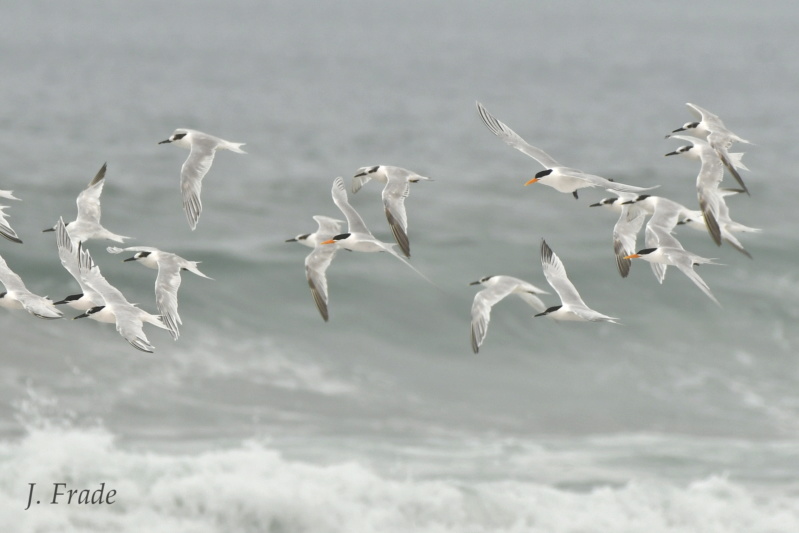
top-left (0, 1), bottom-right (798, 531)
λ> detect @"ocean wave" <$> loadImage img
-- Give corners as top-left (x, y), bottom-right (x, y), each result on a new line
top-left (0, 424), bottom-right (797, 533)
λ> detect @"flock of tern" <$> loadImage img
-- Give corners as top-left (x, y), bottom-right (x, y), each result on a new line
top-left (287, 101), bottom-right (758, 354)
top-left (0, 129), bottom-right (241, 352)
top-left (1, 103), bottom-right (757, 355)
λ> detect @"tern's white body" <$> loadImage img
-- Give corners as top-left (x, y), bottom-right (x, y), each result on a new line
top-left (0, 254), bottom-right (62, 319)
top-left (477, 102), bottom-right (657, 199)
top-left (46, 163), bottom-right (129, 243)
top-left (287, 216), bottom-right (345, 322)
top-left (352, 165), bottom-right (432, 258)
top-left (159, 128), bottom-right (246, 231)
top-left (536, 239), bottom-right (618, 323)
top-left (469, 275), bottom-right (549, 353)
top-left (107, 246), bottom-right (211, 340)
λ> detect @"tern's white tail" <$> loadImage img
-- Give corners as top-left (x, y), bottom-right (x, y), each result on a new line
top-left (223, 141), bottom-right (247, 154)
top-left (385, 246), bottom-right (437, 287)
top-left (184, 261), bottom-right (213, 280)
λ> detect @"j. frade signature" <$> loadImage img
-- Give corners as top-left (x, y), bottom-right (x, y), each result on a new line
top-left (25, 482), bottom-right (116, 510)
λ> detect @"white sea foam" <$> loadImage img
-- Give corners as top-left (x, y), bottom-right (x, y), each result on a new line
top-left (1, 423), bottom-right (798, 533)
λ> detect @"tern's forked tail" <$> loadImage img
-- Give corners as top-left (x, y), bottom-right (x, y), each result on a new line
top-left (223, 141), bottom-right (247, 154)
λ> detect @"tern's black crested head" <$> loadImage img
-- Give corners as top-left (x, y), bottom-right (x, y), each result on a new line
top-left (636, 247), bottom-right (657, 255)
top-left (0, 292), bottom-right (6, 299)
top-left (535, 305), bottom-right (561, 317)
top-left (172, 132), bottom-right (188, 141)
top-left (332, 232), bottom-right (351, 241)
top-left (354, 165), bottom-right (380, 178)
top-left (470, 275), bottom-right (493, 285)
top-left (74, 305), bottom-right (105, 320)
top-left (135, 251), bottom-right (152, 259)
top-left (671, 121), bottom-right (700, 134)
top-left (54, 294), bottom-right (82, 305)
top-left (589, 197), bottom-right (615, 207)
top-left (665, 145), bottom-right (692, 157)
top-left (535, 168), bottom-right (554, 179)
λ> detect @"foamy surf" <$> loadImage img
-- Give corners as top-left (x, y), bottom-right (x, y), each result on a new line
top-left (1, 422), bottom-right (798, 533)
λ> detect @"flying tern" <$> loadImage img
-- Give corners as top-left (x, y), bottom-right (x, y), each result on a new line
top-left (626, 195), bottom-right (701, 283)
top-left (351, 165), bottom-right (432, 258)
top-left (43, 163), bottom-right (130, 243)
top-left (469, 275), bottom-right (549, 353)
top-left (287, 215), bottom-right (345, 322)
top-left (73, 244), bottom-right (168, 352)
top-left (590, 193), bottom-right (649, 278)
top-left (53, 217), bottom-right (105, 310)
top-left (0, 253), bottom-right (62, 319)
top-left (667, 103), bottom-right (751, 194)
top-left (676, 188), bottom-right (759, 258)
top-left (321, 177), bottom-right (432, 283)
top-left (624, 246), bottom-right (721, 306)
top-left (107, 245), bottom-right (212, 340)
top-left (159, 128), bottom-right (246, 230)
top-left (477, 101), bottom-right (657, 199)
top-left (666, 135), bottom-right (732, 247)
top-left (286, 216), bottom-right (345, 248)
top-left (536, 239), bottom-right (619, 323)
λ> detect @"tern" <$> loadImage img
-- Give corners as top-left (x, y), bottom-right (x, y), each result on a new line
top-left (351, 165), bottom-right (432, 258)
top-left (666, 135), bottom-right (732, 247)
top-left (590, 193), bottom-right (649, 278)
top-left (53, 217), bottom-right (105, 310)
top-left (667, 103), bottom-right (751, 194)
top-left (477, 101), bottom-right (657, 199)
top-left (159, 128), bottom-right (246, 230)
top-left (535, 239), bottom-right (619, 323)
top-left (624, 246), bottom-right (721, 306)
top-left (43, 163), bottom-right (130, 243)
top-left (320, 177), bottom-right (431, 283)
top-left (626, 195), bottom-right (701, 283)
top-left (285, 216), bottom-right (345, 248)
top-left (469, 275), bottom-right (549, 353)
top-left (676, 188), bottom-right (759, 258)
top-left (0, 253), bottom-right (62, 319)
top-left (73, 243), bottom-right (168, 353)
top-left (678, 189), bottom-right (763, 259)
top-left (0, 205), bottom-right (22, 244)
top-left (287, 216), bottom-right (345, 322)
top-left (107, 246), bottom-right (212, 340)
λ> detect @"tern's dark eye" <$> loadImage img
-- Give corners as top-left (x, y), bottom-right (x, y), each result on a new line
top-left (172, 132), bottom-right (187, 141)
top-left (368, 166), bottom-right (379, 174)
top-left (136, 251), bottom-right (151, 258)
